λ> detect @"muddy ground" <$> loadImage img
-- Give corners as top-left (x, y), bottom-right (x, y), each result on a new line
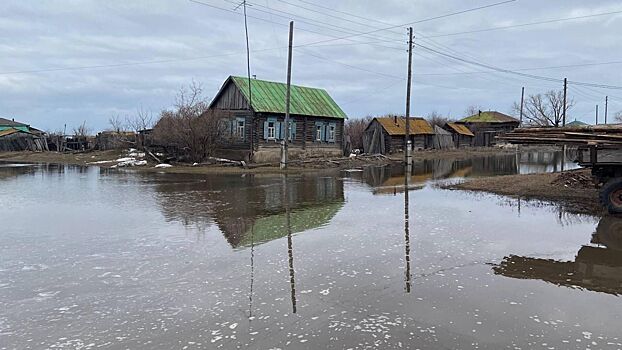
top-left (443, 168), bottom-right (603, 216)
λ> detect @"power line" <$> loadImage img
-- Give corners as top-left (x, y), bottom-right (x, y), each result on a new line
top-left (298, 49), bottom-right (404, 80)
top-left (190, 0), bottom-right (404, 51)
top-left (300, 0), bottom-right (517, 47)
top-left (420, 9), bottom-right (622, 39)
top-left (219, 0), bottom-right (403, 45)
top-left (416, 43), bottom-right (622, 90)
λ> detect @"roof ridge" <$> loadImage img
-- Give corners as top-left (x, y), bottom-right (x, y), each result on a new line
top-left (230, 75), bottom-right (328, 92)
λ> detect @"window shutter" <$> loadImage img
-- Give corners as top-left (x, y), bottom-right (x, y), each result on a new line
top-left (329, 122), bottom-right (336, 142)
top-left (322, 123), bottom-right (328, 142)
top-left (290, 121), bottom-right (296, 141)
top-left (276, 121), bottom-right (282, 140)
top-left (263, 121), bottom-right (268, 139)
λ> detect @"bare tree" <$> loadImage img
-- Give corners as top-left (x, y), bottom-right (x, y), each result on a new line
top-left (615, 110), bottom-right (622, 123)
top-left (345, 116), bottom-right (373, 150)
top-left (108, 114), bottom-right (125, 133)
top-left (426, 111), bottom-right (453, 128)
top-left (464, 105), bottom-right (482, 117)
top-left (126, 106), bottom-right (154, 133)
top-left (512, 90), bottom-right (575, 127)
top-left (153, 81), bottom-right (225, 162)
top-left (73, 120), bottom-right (91, 137)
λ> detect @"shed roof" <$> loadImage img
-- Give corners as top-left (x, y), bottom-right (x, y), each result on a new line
top-left (0, 117), bottom-right (28, 127)
top-left (372, 117), bottom-right (434, 135)
top-left (0, 127), bottom-right (31, 137)
top-left (565, 120), bottom-right (589, 127)
top-left (446, 122), bottom-right (475, 136)
top-left (459, 111), bottom-right (518, 124)
top-left (214, 76), bottom-right (347, 119)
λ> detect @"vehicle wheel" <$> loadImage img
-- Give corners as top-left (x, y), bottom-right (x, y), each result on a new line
top-left (599, 178), bottom-right (622, 214)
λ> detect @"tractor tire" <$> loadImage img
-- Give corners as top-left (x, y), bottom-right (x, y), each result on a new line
top-left (599, 178), bottom-right (622, 214)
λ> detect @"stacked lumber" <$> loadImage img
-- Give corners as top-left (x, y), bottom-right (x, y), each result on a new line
top-left (498, 125), bottom-right (622, 146)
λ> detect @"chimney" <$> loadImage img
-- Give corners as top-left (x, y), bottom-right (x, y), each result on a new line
top-left (394, 115), bottom-right (397, 124)
top-left (478, 110), bottom-right (482, 117)
top-left (252, 75), bottom-right (257, 79)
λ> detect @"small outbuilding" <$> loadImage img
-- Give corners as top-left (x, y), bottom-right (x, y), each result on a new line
top-left (455, 111), bottom-right (519, 147)
top-left (565, 119), bottom-right (589, 128)
top-left (0, 117), bottom-right (47, 151)
top-left (444, 122), bottom-right (475, 148)
top-left (363, 116), bottom-right (434, 154)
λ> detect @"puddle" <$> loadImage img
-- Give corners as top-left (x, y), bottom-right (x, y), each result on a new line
top-left (1, 152), bottom-right (620, 349)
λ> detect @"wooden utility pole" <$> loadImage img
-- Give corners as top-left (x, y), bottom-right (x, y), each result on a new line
top-left (562, 78), bottom-right (567, 127)
top-left (404, 27), bottom-right (413, 169)
top-left (596, 104), bottom-right (599, 125)
top-left (281, 21), bottom-right (294, 170)
top-left (605, 96), bottom-right (609, 124)
top-left (519, 87), bottom-right (525, 126)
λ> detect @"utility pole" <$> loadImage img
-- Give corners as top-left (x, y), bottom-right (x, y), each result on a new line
top-left (596, 104), bottom-right (599, 125)
top-left (240, 0), bottom-right (255, 159)
top-left (605, 96), bottom-right (609, 124)
top-left (519, 86), bottom-right (525, 126)
top-left (404, 27), bottom-right (413, 169)
top-left (562, 78), bottom-right (567, 127)
top-left (281, 21), bottom-right (294, 170)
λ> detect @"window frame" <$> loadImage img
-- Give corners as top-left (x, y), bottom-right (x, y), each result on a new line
top-left (267, 121), bottom-right (276, 140)
top-left (236, 119), bottom-right (245, 139)
top-left (315, 124), bottom-right (323, 142)
top-left (328, 124), bottom-right (336, 142)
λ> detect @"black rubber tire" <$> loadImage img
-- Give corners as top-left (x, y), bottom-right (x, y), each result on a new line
top-left (599, 178), bottom-right (622, 214)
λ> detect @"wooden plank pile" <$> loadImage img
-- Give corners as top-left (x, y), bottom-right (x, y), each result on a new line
top-left (498, 125), bottom-right (622, 146)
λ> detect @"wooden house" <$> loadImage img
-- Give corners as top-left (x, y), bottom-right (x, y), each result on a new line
top-left (208, 76), bottom-right (347, 162)
top-left (455, 111), bottom-right (519, 147)
top-left (444, 122), bottom-right (474, 148)
top-left (363, 117), bottom-right (434, 154)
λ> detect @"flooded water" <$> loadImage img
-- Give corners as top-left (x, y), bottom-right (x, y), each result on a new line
top-left (2, 151), bottom-right (620, 350)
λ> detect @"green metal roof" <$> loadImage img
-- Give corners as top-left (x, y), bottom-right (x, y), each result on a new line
top-left (459, 111), bottom-right (518, 123)
top-left (230, 76), bottom-right (347, 119)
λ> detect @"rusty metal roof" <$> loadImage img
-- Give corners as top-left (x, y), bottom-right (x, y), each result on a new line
top-left (373, 117), bottom-right (434, 135)
top-left (446, 122), bottom-right (475, 136)
top-left (459, 111), bottom-right (519, 124)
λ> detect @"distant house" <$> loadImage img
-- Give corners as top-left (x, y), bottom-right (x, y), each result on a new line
top-left (0, 117), bottom-right (47, 151)
top-left (565, 119), bottom-right (589, 128)
top-left (363, 117), bottom-right (434, 154)
top-left (208, 76), bottom-right (347, 162)
top-left (455, 111), bottom-right (519, 147)
top-left (0, 117), bottom-right (41, 134)
top-left (444, 122), bottom-right (474, 148)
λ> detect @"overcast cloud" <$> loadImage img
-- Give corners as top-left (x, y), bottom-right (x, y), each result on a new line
top-left (1, 0), bottom-right (621, 131)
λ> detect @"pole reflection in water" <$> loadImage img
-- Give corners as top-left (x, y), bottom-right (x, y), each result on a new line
top-left (404, 165), bottom-right (412, 293)
top-left (282, 174), bottom-right (297, 313)
top-left (248, 222), bottom-right (255, 320)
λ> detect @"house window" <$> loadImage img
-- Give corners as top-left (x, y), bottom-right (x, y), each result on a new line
top-left (236, 120), bottom-right (245, 139)
top-left (268, 121), bottom-right (276, 139)
top-left (328, 124), bottom-right (336, 142)
top-left (316, 125), bottom-right (322, 141)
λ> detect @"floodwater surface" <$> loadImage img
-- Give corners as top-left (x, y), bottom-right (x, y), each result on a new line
top-left (1, 152), bottom-right (620, 350)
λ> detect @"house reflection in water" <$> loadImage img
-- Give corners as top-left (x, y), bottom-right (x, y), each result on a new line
top-left (354, 151), bottom-right (575, 195)
top-left (493, 216), bottom-right (622, 296)
top-left (152, 173), bottom-right (345, 248)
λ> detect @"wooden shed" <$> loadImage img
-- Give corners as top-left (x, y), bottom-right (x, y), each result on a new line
top-left (363, 117), bottom-right (434, 154)
top-left (445, 122), bottom-right (474, 148)
top-left (208, 76), bottom-right (347, 162)
top-left (455, 111), bottom-right (519, 147)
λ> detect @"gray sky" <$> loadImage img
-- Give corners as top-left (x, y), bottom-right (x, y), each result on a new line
top-left (1, 0), bottom-right (621, 131)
